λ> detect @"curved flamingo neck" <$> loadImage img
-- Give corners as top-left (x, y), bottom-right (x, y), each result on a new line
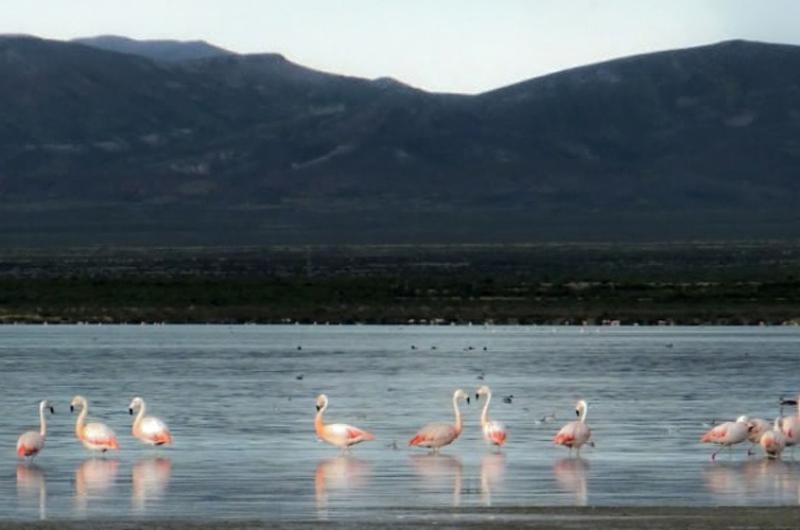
top-left (133, 401), bottom-right (146, 430)
top-left (452, 394), bottom-right (462, 434)
top-left (579, 403), bottom-right (588, 423)
top-left (480, 391), bottom-right (492, 428)
top-left (75, 401), bottom-right (88, 438)
top-left (315, 402), bottom-right (327, 436)
top-left (38, 402), bottom-right (47, 437)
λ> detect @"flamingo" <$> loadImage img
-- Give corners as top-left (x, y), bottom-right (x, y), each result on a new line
top-left (700, 415), bottom-right (748, 460)
top-left (408, 389), bottom-right (470, 452)
top-left (314, 394), bottom-right (375, 451)
top-left (70, 396), bottom-right (119, 452)
top-left (759, 417), bottom-right (786, 459)
top-left (553, 400), bottom-right (593, 456)
top-left (745, 417), bottom-right (771, 455)
top-left (16, 400), bottom-right (54, 460)
top-left (129, 397), bottom-right (173, 446)
top-left (779, 395), bottom-right (799, 451)
top-left (475, 385), bottom-right (507, 447)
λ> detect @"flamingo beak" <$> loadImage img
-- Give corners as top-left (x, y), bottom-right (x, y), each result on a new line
top-left (466, 396), bottom-right (470, 405)
top-left (316, 405), bottom-right (321, 412)
top-left (49, 406), bottom-right (55, 414)
top-left (129, 408), bottom-right (134, 415)
top-left (475, 393), bottom-right (480, 400)
top-left (70, 405), bottom-right (74, 413)
top-left (576, 410), bottom-right (580, 417)
top-left (781, 399), bottom-right (798, 406)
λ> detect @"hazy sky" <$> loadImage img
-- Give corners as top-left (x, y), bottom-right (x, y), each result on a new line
top-left (3, 0), bottom-right (800, 93)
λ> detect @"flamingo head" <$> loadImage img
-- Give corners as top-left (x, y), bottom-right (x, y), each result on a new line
top-left (736, 415), bottom-right (750, 425)
top-left (129, 396), bottom-right (144, 415)
top-left (39, 400), bottom-right (54, 415)
top-left (780, 396), bottom-right (798, 406)
top-left (315, 394), bottom-right (328, 412)
top-left (575, 400), bottom-right (588, 418)
top-left (453, 388), bottom-right (470, 405)
top-left (475, 385), bottom-right (491, 400)
top-left (70, 395), bottom-right (87, 413)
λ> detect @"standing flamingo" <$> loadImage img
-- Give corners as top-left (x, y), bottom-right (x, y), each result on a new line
top-left (759, 417), bottom-right (786, 459)
top-left (475, 386), bottom-right (507, 447)
top-left (745, 417), bottom-right (771, 455)
top-left (129, 397), bottom-right (173, 446)
top-left (70, 396), bottom-right (119, 452)
top-left (408, 389), bottom-right (470, 452)
top-left (315, 394), bottom-right (375, 451)
top-left (779, 395), bottom-right (799, 452)
top-left (16, 400), bottom-right (54, 460)
top-left (553, 400), bottom-right (593, 456)
top-left (700, 415), bottom-right (748, 460)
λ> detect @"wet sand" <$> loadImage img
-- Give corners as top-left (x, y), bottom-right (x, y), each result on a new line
top-left (1, 507), bottom-right (799, 529)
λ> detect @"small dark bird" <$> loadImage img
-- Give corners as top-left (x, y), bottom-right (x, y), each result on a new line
top-left (296, 374), bottom-right (304, 380)
top-left (431, 346), bottom-right (437, 350)
top-left (483, 346), bottom-right (488, 351)
top-left (297, 346), bottom-right (302, 351)
top-left (502, 395), bottom-right (513, 404)
top-left (477, 373), bottom-right (485, 380)
top-left (411, 345), bottom-right (417, 350)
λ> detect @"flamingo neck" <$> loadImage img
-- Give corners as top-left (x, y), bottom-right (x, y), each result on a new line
top-left (75, 402), bottom-right (88, 438)
top-left (315, 403), bottom-right (327, 436)
top-left (133, 401), bottom-right (146, 430)
top-left (38, 402), bottom-right (47, 437)
top-left (579, 404), bottom-right (588, 423)
top-left (452, 394), bottom-right (462, 434)
top-left (480, 392), bottom-right (491, 428)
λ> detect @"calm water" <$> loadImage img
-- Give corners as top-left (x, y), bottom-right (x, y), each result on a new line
top-left (1, 325), bottom-right (799, 522)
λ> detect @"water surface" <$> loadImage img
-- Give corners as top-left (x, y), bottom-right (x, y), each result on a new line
top-left (1, 325), bottom-right (799, 522)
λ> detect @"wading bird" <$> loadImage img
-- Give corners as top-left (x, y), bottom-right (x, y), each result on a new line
top-left (16, 400), bottom-right (54, 460)
top-left (553, 400), bottom-right (593, 456)
top-left (70, 396), bottom-right (119, 452)
top-left (745, 417), bottom-right (771, 455)
top-left (475, 385), bottom-right (507, 447)
top-left (759, 417), bottom-right (786, 459)
top-left (409, 389), bottom-right (470, 452)
top-left (314, 394), bottom-right (375, 451)
top-left (779, 396), bottom-right (799, 452)
top-left (700, 415), bottom-right (749, 460)
top-left (129, 397), bottom-right (172, 446)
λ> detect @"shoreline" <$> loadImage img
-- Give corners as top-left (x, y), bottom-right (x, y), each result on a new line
top-left (2, 507), bottom-right (800, 529)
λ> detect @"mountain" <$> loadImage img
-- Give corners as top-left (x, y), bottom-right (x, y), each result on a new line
top-left (0, 35), bottom-right (798, 246)
top-left (72, 35), bottom-right (232, 62)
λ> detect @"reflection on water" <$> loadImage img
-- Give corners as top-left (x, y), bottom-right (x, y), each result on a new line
top-left (409, 454), bottom-right (462, 507)
top-left (16, 465), bottom-right (46, 520)
top-left (314, 456), bottom-right (371, 517)
top-left (75, 459), bottom-right (119, 513)
top-left (132, 458), bottom-right (172, 513)
top-left (704, 460), bottom-right (800, 504)
top-left (480, 453), bottom-right (506, 506)
top-left (553, 458), bottom-right (589, 506)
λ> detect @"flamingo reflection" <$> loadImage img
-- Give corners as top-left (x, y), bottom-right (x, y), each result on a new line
top-left (132, 457), bottom-right (172, 512)
top-left (314, 456), bottom-right (371, 516)
top-left (409, 454), bottom-right (463, 506)
top-left (480, 452), bottom-right (506, 506)
top-left (74, 458), bottom-right (119, 512)
top-left (553, 458), bottom-right (589, 506)
top-left (16, 464), bottom-right (46, 520)
top-left (703, 460), bottom-right (800, 503)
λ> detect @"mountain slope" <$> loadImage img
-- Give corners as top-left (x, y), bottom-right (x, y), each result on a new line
top-left (0, 36), bottom-right (799, 245)
top-left (73, 35), bottom-right (232, 62)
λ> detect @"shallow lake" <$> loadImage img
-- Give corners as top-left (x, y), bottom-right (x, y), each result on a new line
top-left (1, 325), bottom-right (799, 522)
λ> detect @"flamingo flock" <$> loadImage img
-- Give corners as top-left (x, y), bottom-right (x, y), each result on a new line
top-left (16, 395), bottom-right (171, 461)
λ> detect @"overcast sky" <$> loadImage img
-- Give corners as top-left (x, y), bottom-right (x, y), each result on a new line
top-left (3, 0), bottom-right (800, 93)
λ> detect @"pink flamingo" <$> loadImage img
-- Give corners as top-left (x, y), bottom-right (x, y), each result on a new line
top-left (70, 396), bottom-right (119, 452)
top-left (553, 400), bottom-right (593, 456)
top-left (745, 417), bottom-right (771, 455)
top-left (759, 417), bottom-right (786, 459)
top-left (409, 389), bottom-right (470, 452)
top-left (315, 394), bottom-right (375, 451)
top-left (129, 397), bottom-right (173, 446)
top-left (475, 385), bottom-right (507, 447)
top-left (16, 400), bottom-right (54, 460)
top-left (779, 395), bottom-right (799, 451)
top-left (700, 415), bottom-right (749, 460)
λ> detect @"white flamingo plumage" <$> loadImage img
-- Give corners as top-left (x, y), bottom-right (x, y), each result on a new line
top-left (16, 400), bottom-right (54, 460)
top-left (409, 389), bottom-right (470, 452)
top-left (700, 415), bottom-right (749, 460)
top-left (129, 397), bottom-right (173, 446)
top-left (70, 396), bottom-right (119, 452)
top-left (553, 400), bottom-right (593, 455)
top-left (745, 417), bottom-right (771, 455)
top-left (779, 395), bottom-right (799, 450)
top-left (315, 394), bottom-right (375, 450)
top-left (759, 417), bottom-right (786, 459)
top-left (475, 385), bottom-right (507, 447)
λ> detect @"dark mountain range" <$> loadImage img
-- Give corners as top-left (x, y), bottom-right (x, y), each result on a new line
top-left (0, 35), bottom-right (798, 246)
top-left (72, 35), bottom-right (232, 62)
